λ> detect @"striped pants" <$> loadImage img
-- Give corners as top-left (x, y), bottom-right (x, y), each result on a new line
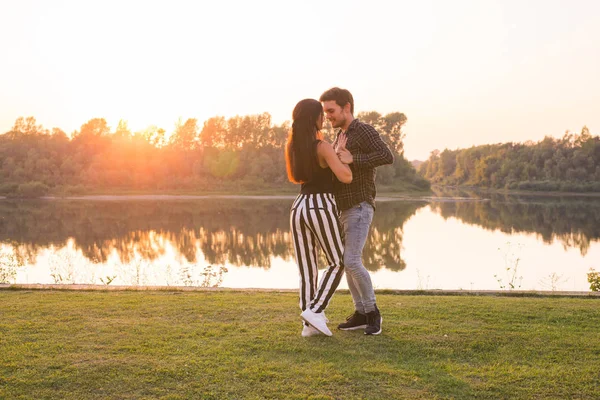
top-left (290, 193), bottom-right (345, 314)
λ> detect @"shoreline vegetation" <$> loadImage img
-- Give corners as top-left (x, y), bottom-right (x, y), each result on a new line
top-left (0, 114), bottom-right (430, 200)
top-left (418, 127), bottom-right (600, 193)
top-left (2, 290), bottom-right (599, 399)
top-left (4, 117), bottom-right (600, 200)
top-left (3, 186), bottom-right (600, 200)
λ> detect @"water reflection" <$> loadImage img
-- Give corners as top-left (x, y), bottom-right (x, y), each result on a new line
top-left (0, 200), bottom-right (293, 268)
top-left (1, 196), bottom-right (599, 289)
top-left (429, 195), bottom-right (600, 255)
top-left (0, 199), bottom-right (424, 275)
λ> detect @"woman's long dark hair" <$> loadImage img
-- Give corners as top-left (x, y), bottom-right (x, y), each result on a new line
top-left (285, 99), bottom-right (323, 184)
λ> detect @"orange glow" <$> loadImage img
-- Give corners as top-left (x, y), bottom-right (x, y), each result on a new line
top-left (1, 1), bottom-right (599, 160)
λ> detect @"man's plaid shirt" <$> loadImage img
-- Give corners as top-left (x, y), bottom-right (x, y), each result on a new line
top-left (332, 119), bottom-right (394, 211)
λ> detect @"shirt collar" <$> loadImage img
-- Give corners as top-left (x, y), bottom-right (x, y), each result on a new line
top-left (339, 118), bottom-right (359, 135)
top-left (347, 118), bottom-right (359, 132)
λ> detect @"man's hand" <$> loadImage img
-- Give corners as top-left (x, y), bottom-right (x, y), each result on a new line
top-left (337, 147), bottom-right (353, 164)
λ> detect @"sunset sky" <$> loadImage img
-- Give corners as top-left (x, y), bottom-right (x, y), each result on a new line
top-left (1, 0), bottom-right (598, 160)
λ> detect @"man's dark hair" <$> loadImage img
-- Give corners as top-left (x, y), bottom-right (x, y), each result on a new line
top-left (319, 87), bottom-right (354, 115)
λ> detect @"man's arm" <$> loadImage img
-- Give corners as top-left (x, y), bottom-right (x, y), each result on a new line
top-left (352, 124), bottom-right (394, 169)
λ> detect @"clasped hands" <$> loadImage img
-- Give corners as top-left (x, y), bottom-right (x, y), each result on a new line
top-left (336, 133), bottom-right (353, 164)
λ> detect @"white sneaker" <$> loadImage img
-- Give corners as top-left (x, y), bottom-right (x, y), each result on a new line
top-left (303, 309), bottom-right (329, 323)
top-left (300, 309), bottom-right (332, 336)
top-left (301, 324), bottom-right (322, 337)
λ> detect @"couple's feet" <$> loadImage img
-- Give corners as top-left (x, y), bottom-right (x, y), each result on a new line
top-left (301, 307), bottom-right (382, 337)
top-left (301, 309), bottom-right (332, 336)
top-left (338, 307), bottom-right (382, 335)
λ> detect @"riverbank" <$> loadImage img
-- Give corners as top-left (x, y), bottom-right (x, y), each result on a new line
top-left (2, 284), bottom-right (599, 297)
top-left (2, 290), bottom-right (598, 399)
top-left (3, 187), bottom-right (600, 201)
top-left (432, 185), bottom-right (600, 198)
top-left (0, 191), bottom-right (437, 202)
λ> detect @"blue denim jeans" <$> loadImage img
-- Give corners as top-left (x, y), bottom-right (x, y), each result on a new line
top-left (339, 201), bottom-right (376, 314)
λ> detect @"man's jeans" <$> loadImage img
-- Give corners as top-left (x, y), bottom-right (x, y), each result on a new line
top-left (339, 201), bottom-right (376, 314)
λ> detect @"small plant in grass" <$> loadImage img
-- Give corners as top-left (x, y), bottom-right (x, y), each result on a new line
top-left (180, 264), bottom-right (228, 287)
top-left (100, 275), bottom-right (117, 285)
top-left (129, 258), bottom-right (147, 286)
top-left (49, 252), bottom-right (78, 284)
top-left (180, 264), bottom-right (194, 287)
top-left (200, 265), bottom-right (228, 288)
top-left (494, 241), bottom-right (524, 290)
top-left (539, 272), bottom-right (568, 292)
top-left (416, 268), bottom-right (430, 290)
top-left (588, 268), bottom-right (600, 292)
top-left (0, 251), bottom-right (21, 284)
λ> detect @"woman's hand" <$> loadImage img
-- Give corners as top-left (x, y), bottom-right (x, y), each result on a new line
top-left (336, 133), bottom-right (352, 164)
top-left (336, 133), bottom-right (347, 152)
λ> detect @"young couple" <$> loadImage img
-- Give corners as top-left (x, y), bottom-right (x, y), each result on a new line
top-left (286, 87), bottom-right (394, 337)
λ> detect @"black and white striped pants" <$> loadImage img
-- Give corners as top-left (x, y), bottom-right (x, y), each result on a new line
top-left (290, 193), bottom-right (345, 313)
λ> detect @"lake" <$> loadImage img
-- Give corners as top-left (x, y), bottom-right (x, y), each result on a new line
top-left (1, 194), bottom-right (599, 291)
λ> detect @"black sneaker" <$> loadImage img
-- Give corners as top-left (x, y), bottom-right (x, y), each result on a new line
top-left (337, 311), bottom-right (368, 330)
top-left (364, 307), bottom-right (382, 335)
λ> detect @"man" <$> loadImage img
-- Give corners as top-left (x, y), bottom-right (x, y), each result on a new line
top-left (320, 87), bottom-right (394, 335)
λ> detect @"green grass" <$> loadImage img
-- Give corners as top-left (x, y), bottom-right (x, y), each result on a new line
top-left (1, 291), bottom-right (598, 399)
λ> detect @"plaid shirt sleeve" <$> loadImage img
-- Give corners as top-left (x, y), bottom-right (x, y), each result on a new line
top-left (352, 123), bottom-right (394, 169)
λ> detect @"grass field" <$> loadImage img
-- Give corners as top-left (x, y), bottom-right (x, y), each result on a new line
top-left (1, 290), bottom-right (599, 399)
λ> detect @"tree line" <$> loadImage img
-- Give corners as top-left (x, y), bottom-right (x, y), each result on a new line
top-left (0, 112), bottom-right (428, 197)
top-left (418, 127), bottom-right (600, 192)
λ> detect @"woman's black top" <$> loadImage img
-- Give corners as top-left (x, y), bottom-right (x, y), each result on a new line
top-left (300, 140), bottom-right (334, 195)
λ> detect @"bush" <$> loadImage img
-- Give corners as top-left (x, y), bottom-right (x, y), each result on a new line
top-left (411, 175), bottom-right (431, 190)
top-left (514, 180), bottom-right (564, 192)
top-left (0, 183), bottom-right (19, 196)
top-left (61, 184), bottom-right (87, 195)
top-left (588, 269), bottom-right (600, 292)
top-left (506, 181), bottom-right (519, 190)
top-left (17, 181), bottom-right (50, 198)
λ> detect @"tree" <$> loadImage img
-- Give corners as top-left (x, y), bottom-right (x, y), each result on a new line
top-left (76, 118), bottom-right (110, 137)
top-left (140, 126), bottom-right (167, 148)
top-left (380, 112), bottom-right (407, 155)
top-left (0, 108), bottom-right (430, 194)
top-left (114, 120), bottom-right (132, 139)
top-left (170, 118), bottom-right (199, 150)
top-left (356, 111), bottom-right (407, 155)
top-left (200, 116), bottom-right (227, 148)
top-left (11, 116), bottom-right (46, 136)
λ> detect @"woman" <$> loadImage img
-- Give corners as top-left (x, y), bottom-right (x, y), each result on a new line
top-left (285, 99), bottom-right (352, 337)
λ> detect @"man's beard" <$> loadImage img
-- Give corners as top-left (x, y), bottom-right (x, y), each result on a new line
top-left (332, 115), bottom-right (346, 129)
